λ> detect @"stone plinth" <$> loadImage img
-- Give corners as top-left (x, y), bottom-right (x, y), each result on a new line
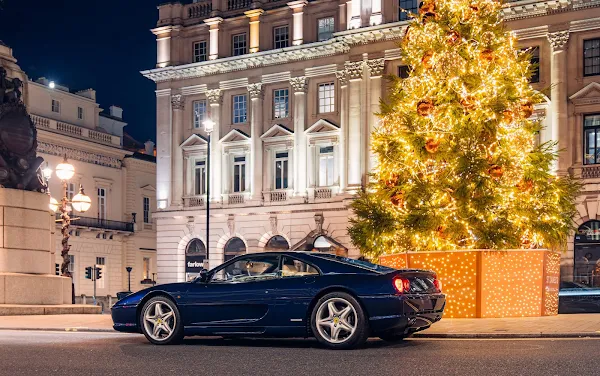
top-left (0, 189), bottom-right (72, 305)
top-left (380, 249), bottom-right (561, 319)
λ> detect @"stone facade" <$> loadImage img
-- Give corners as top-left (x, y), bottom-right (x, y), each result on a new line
top-left (145, 0), bottom-right (600, 283)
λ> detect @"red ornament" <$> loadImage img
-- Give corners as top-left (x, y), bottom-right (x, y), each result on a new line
top-left (417, 99), bottom-right (434, 116)
top-left (425, 138), bottom-right (440, 153)
top-left (488, 165), bottom-right (504, 179)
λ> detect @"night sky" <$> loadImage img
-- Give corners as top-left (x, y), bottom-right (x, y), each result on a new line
top-left (0, 0), bottom-right (161, 143)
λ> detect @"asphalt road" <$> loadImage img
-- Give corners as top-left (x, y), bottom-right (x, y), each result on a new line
top-left (0, 330), bottom-right (594, 376)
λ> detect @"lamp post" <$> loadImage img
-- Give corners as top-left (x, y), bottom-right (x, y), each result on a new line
top-left (203, 119), bottom-right (215, 268)
top-left (126, 267), bottom-right (132, 292)
top-left (43, 158), bottom-right (91, 281)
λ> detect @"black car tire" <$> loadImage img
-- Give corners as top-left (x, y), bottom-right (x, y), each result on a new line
top-left (310, 291), bottom-right (369, 350)
top-left (140, 296), bottom-right (184, 345)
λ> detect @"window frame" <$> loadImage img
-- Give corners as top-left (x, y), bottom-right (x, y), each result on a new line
top-left (232, 94), bottom-right (248, 124)
top-left (398, 0), bottom-right (418, 21)
top-left (318, 145), bottom-right (335, 187)
top-left (232, 33), bottom-right (248, 56)
top-left (318, 82), bottom-right (335, 114)
top-left (97, 187), bottom-right (107, 220)
top-left (584, 114), bottom-right (600, 165)
top-left (193, 40), bottom-right (208, 63)
top-left (529, 46), bottom-right (540, 83)
top-left (584, 38), bottom-right (600, 77)
top-left (208, 254), bottom-right (281, 284)
top-left (51, 99), bottom-right (60, 113)
top-left (193, 99), bottom-right (208, 129)
top-left (317, 16), bottom-right (335, 42)
top-left (273, 88), bottom-right (289, 119)
top-left (280, 255), bottom-right (322, 278)
top-left (143, 196), bottom-right (150, 224)
top-left (194, 159), bottom-right (207, 196)
top-left (143, 257), bottom-right (151, 280)
top-left (273, 25), bottom-right (290, 49)
top-left (232, 156), bottom-right (247, 193)
top-left (77, 106), bottom-right (84, 120)
top-left (273, 151), bottom-right (289, 190)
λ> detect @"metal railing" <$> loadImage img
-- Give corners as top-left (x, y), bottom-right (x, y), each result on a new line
top-left (56, 213), bottom-right (134, 232)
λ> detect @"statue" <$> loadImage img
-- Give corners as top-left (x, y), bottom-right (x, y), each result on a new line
top-left (0, 66), bottom-right (45, 192)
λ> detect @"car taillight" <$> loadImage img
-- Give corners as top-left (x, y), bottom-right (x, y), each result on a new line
top-left (433, 278), bottom-right (442, 292)
top-left (393, 277), bottom-right (411, 294)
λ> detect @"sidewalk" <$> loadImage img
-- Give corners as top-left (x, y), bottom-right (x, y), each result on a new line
top-left (1, 313), bottom-right (600, 338)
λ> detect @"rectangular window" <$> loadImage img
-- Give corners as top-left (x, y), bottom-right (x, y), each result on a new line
top-left (274, 152), bottom-right (289, 190)
top-left (399, 0), bottom-right (418, 21)
top-left (143, 197), bottom-right (150, 224)
top-left (77, 107), bottom-right (84, 120)
top-left (318, 17), bottom-right (335, 42)
top-left (66, 183), bottom-right (75, 201)
top-left (95, 257), bottom-right (106, 289)
top-left (273, 25), bottom-right (289, 49)
top-left (232, 33), bottom-right (247, 56)
top-left (529, 46), bottom-right (540, 83)
top-left (584, 114), bottom-right (600, 165)
top-left (398, 65), bottom-right (410, 79)
top-left (97, 188), bottom-right (107, 220)
top-left (193, 41), bottom-right (207, 63)
top-left (51, 99), bottom-right (60, 113)
top-left (273, 88), bottom-right (289, 119)
top-left (232, 94), bottom-right (247, 124)
top-left (233, 156), bottom-right (246, 193)
top-left (143, 257), bottom-right (151, 280)
top-left (318, 146), bottom-right (335, 187)
top-left (584, 39), bottom-right (600, 76)
top-left (194, 160), bottom-right (207, 195)
top-left (318, 82), bottom-right (335, 114)
top-left (193, 100), bottom-right (207, 129)
top-left (68, 255), bottom-right (75, 274)
top-left (96, 257), bottom-right (106, 266)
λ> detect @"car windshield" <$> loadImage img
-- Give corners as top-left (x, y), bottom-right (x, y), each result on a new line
top-left (311, 254), bottom-right (395, 273)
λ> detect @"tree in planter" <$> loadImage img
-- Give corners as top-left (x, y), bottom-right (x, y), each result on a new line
top-left (349, 0), bottom-right (580, 259)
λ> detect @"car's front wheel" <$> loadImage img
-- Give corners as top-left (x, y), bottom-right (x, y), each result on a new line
top-left (140, 296), bottom-right (184, 345)
top-left (311, 292), bottom-right (369, 350)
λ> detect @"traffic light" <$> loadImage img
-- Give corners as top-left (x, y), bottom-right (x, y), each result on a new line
top-left (55, 263), bottom-right (60, 276)
top-left (95, 267), bottom-right (102, 280)
top-left (85, 266), bottom-right (92, 280)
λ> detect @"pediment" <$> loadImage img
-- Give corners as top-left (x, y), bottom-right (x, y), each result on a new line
top-left (570, 83), bottom-right (600, 105)
top-left (140, 184), bottom-right (156, 192)
top-left (180, 134), bottom-right (208, 148)
top-left (220, 129), bottom-right (251, 144)
top-left (305, 119), bottom-right (340, 135)
top-left (261, 124), bottom-right (294, 140)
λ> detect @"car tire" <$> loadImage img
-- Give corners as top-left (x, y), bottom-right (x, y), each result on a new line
top-left (310, 291), bottom-right (369, 350)
top-left (140, 296), bottom-right (184, 345)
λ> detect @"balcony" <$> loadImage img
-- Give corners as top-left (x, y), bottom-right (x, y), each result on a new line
top-left (264, 190), bottom-right (289, 203)
top-left (184, 196), bottom-right (205, 208)
top-left (227, 193), bottom-right (245, 205)
top-left (315, 188), bottom-right (333, 199)
top-left (227, 0), bottom-right (251, 10)
top-left (56, 213), bottom-right (134, 232)
top-left (186, 0), bottom-right (212, 19)
top-left (31, 114), bottom-right (121, 146)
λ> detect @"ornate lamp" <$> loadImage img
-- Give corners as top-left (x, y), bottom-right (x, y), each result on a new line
top-left (71, 185), bottom-right (91, 213)
top-left (55, 157), bottom-right (75, 181)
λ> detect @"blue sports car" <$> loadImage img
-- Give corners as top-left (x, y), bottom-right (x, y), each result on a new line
top-left (112, 252), bottom-right (446, 349)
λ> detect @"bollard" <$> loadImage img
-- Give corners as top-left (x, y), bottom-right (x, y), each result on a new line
top-left (81, 294), bottom-right (86, 305)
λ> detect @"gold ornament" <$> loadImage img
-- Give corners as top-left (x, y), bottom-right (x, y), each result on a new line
top-left (384, 174), bottom-right (399, 189)
top-left (425, 138), bottom-right (440, 153)
top-left (417, 99), bottom-right (434, 116)
top-left (447, 30), bottom-right (460, 45)
top-left (520, 101), bottom-right (534, 118)
top-left (488, 165), bottom-right (504, 179)
top-left (502, 110), bottom-right (514, 124)
top-left (390, 192), bottom-right (405, 207)
top-left (517, 179), bottom-right (534, 192)
top-left (480, 49), bottom-right (495, 62)
top-left (422, 50), bottom-right (435, 69)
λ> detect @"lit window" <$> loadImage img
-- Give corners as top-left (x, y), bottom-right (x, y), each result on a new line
top-left (195, 160), bottom-right (207, 195)
top-left (143, 257), bottom-right (151, 280)
top-left (193, 41), bottom-right (207, 63)
top-left (273, 89), bottom-right (289, 119)
top-left (77, 107), bottom-right (84, 120)
top-left (68, 255), bottom-right (75, 274)
top-left (399, 0), bottom-right (418, 21)
top-left (52, 99), bottom-right (60, 113)
top-left (66, 183), bottom-right (75, 200)
top-left (233, 156), bottom-right (246, 193)
top-left (584, 39), bottom-right (600, 77)
top-left (274, 152), bottom-right (289, 190)
top-left (97, 188), bottom-right (107, 220)
top-left (318, 146), bottom-right (335, 187)
top-left (317, 17), bottom-right (335, 41)
top-left (232, 33), bottom-right (247, 56)
top-left (232, 94), bottom-right (247, 124)
top-left (193, 100), bottom-right (207, 128)
top-left (318, 82), bottom-right (335, 114)
top-left (273, 25), bottom-right (289, 49)
top-left (143, 197), bottom-right (150, 224)
top-left (584, 114), bottom-right (600, 165)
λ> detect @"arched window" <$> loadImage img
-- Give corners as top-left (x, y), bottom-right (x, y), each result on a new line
top-left (185, 239), bottom-right (207, 280)
top-left (186, 238), bottom-right (206, 256)
top-left (574, 220), bottom-right (600, 285)
top-left (224, 237), bottom-right (246, 261)
top-left (265, 235), bottom-right (290, 252)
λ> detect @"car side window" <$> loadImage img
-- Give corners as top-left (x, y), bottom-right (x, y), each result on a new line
top-left (280, 257), bottom-right (319, 278)
top-left (211, 255), bottom-right (280, 283)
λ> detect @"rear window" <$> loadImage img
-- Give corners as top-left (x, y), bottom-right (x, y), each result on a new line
top-left (311, 254), bottom-right (395, 273)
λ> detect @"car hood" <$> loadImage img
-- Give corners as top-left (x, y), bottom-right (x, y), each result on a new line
top-left (114, 282), bottom-right (190, 307)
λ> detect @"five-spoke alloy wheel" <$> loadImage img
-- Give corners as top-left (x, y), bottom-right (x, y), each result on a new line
top-left (140, 296), bottom-right (183, 345)
top-left (311, 292), bottom-right (368, 350)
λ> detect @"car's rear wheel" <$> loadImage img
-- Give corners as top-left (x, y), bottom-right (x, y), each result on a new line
top-left (310, 292), bottom-right (369, 350)
top-left (140, 296), bottom-right (184, 345)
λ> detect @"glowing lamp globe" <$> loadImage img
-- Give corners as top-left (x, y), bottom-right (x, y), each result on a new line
top-left (55, 160), bottom-right (75, 181)
top-left (72, 186), bottom-right (91, 213)
top-left (42, 166), bottom-right (53, 180)
top-left (49, 197), bottom-right (59, 212)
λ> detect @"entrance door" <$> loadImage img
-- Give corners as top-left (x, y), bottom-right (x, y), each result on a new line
top-left (574, 220), bottom-right (600, 286)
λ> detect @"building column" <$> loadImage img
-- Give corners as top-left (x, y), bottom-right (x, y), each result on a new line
top-left (204, 17), bottom-right (223, 60)
top-left (248, 83), bottom-right (264, 200)
top-left (245, 9), bottom-right (264, 53)
top-left (367, 58), bottom-right (384, 174)
top-left (288, 1), bottom-right (307, 46)
top-left (370, 0), bottom-right (382, 25)
top-left (335, 70), bottom-right (348, 191)
top-left (206, 89), bottom-right (223, 202)
top-left (548, 30), bottom-right (570, 174)
top-left (348, 0), bottom-right (361, 29)
top-left (290, 76), bottom-right (308, 197)
top-left (171, 93), bottom-right (185, 207)
top-left (345, 61), bottom-right (364, 189)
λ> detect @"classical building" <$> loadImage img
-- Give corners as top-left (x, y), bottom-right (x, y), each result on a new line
top-left (26, 76), bottom-right (158, 303)
top-left (144, 0), bottom-right (600, 284)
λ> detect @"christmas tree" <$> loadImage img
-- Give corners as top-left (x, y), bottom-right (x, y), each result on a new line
top-left (349, 0), bottom-right (580, 258)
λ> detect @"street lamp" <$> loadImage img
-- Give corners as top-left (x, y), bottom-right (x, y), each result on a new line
top-left (126, 267), bottom-right (133, 292)
top-left (203, 119), bottom-right (215, 268)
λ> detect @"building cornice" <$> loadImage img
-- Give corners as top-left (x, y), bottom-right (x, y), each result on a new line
top-left (503, 0), bottom-right (600, 21)
top-left (37, 141), bottom-right (123, 169)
